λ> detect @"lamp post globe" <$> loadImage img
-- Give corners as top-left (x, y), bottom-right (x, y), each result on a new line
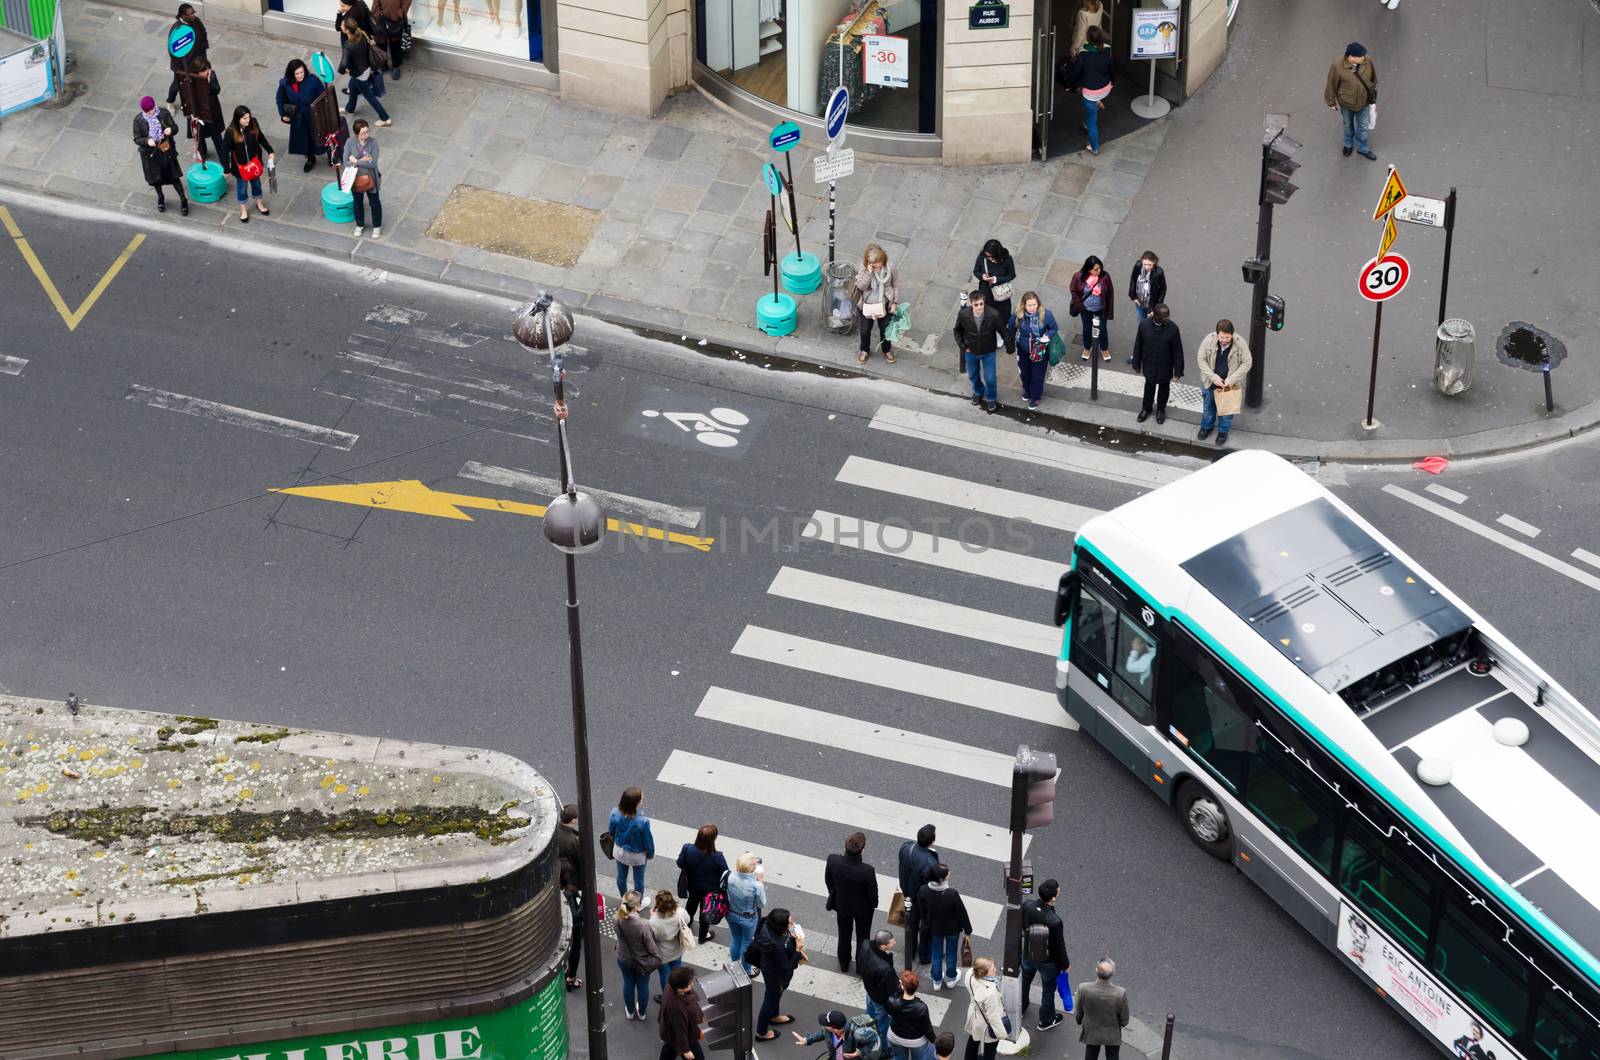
top-left (544, 491), bottom-right (605, 554)
top-left (512, 296), bottom-right (575, 352)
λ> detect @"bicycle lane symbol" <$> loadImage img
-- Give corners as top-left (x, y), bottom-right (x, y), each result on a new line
top-left (641, 407), bottom-right (751, 448)
top-left (629, 390), bottom-right (766, 457)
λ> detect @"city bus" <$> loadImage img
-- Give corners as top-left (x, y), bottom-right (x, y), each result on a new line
top-left (1, 696), bottom-right (568, 1059)
top-left (1052, 449), bottom-right (1600, 1059)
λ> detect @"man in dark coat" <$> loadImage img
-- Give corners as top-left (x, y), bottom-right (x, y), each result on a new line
top-left (555, 803), bottom-right (580, 878)
top-left (824, 831), bottom-right (878, 972)
top-left (857, 929), bottom-right (899, 1047)
top-left (1020, 878), bottom-right (1071, 1032)
top-left (897, 824), bottom-right (939, 966)
top-left (658, 965), bottom-right (706, 1060)
top-left (953, 294), bottom-right (1004, 413)
top-left (1130, 303), bottom-right (1184, 425)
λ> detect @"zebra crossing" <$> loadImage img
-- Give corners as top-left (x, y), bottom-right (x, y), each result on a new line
top-left (636, 404), bottom-right (1189, 1011)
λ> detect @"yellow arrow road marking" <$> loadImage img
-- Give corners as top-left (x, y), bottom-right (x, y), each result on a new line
top-left (272, 479), bottom-right (716, 552)
top-left (0, 205), bottom-right (145, 332)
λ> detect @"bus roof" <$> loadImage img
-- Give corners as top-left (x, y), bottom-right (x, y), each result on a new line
top-left (2, 697), bottom-right (555, 940)
top-left (1078, 450), bottom-right (1600, 982)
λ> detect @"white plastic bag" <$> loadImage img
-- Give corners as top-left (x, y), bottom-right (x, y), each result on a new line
top-left (1366, 103), bottom-right (1377, 131)
top-left (339, 165), bottom-right (358, 193)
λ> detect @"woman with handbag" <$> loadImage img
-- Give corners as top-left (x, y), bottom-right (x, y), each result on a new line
top-left (606, 786), bottom-right (655, 895)
top-left (371, 0), bottom-right (411, 78)
top-left (340, 20), bottom-right (393, 125)
top-left (648, 890), bottom-right (693, 993)
top-left (972, 239), bottom-right (1018, 355)
top-left (963, 957), bottom-right (1007, 1060)
top-left (676, 823), bottom-right (729, 944)
top-left (276, 59), bottom-right (327, 173)
top-left (613, 891), bottom-right (662, 1022)
top-left (1013, 291), bottom-right (1060, 411)
top-left (851, 242), bottom-right (898, 365)
top-left (346, 118), bottom-right (383, 239)
top-left (223, 106), bottom-right (273, 222)
top-left (751, 909), bottom-right (805, 1041)
top-left (132, 96), bottom-right (189, 215)
top-left (1068, 255), bottom-right (1115, 362)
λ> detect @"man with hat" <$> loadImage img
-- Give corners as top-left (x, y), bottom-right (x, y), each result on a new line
top-left (1324, 42), bottom-right (1378, 160)
top-left (792, 1010), bottom-right (880, 1058)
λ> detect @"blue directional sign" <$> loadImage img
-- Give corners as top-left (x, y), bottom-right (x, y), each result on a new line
top-left (824, 87), bottom-right (849, 142)
top-left (769, 120), bottom-right (802, 153)
top-left (167, 23), bottom-right (197, 59)
top-left (762, 162), bottom-right (784, 197)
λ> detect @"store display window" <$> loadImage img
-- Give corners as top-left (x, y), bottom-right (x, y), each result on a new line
top-left (271, 0), bottom-right (546, 64)
top-left (695, 0), bottom-right (937, 134)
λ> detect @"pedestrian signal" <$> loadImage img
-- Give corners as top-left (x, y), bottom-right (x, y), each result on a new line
top-left (1260, 123), bottom-right (1300, 207)
top-left (1264, 295), bottom-right (1286, 332)
top-left (698, 965), bottom-right (754, 1053)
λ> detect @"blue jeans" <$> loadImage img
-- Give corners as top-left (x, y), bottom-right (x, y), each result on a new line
top-left (1080, 310), bottom-right (1106, 355)
top-left (727, 912), bottom-right (757, 972)
top-left (891, 1044), bottom-right (935, 1060)
top-left (1340, 106), bottom-right (1370, 154)
top-left (866, 996), bottom-right (890, 1047)
top-left (1019, 354), bottom-right (1047, 404)
top-left (615, 859), bottom-right (645, 895)
top-left (618, 959), bottom-right (650, 1016)
top-left (1200, 386), bottom-right (1234, 435)
top-left (234, 175), bottom-right (262, 202)
top-left (656, 956), bottom-right (683, 990)
top-left (1020, 959), bottom-right (1060, 1022)
top-left (929, 932), bottom-right (962, 985)
top-left (1134, 304), bottom-right (1150, 324)
top-left (1083, 93), bottom-right (1101, 151)
top-left (346, 77), bottom-right (391, 121)
top-left (966, 350), bottom-right (997, 404)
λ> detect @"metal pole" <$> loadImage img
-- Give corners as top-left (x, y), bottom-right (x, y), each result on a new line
top-left (1002, 823), bottom-right (1025, 977)
top-left (1089, 322), bottom-right (1100, 401)
top-left (1161, 1014), bottom-right (1176, 1059)
top-left (828, 180), bottom-right (836, 267)
top-left (1543, 361), bottom-right (1554, 413)
top-left (1245, 140), bottom-right (1273, 409)
top-left (1363, 300), bottom-right (1384, 429)
top-left (783, 152), bottom-right (803, 258)
top-left (1437, 187), bottom-right (1457, 328)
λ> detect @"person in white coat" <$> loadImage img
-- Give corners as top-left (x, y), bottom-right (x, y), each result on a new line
top-left (962, 957), bottom-right (1008, 1060)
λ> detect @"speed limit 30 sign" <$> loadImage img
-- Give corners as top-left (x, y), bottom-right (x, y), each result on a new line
top-left (1357, 253), bottom-right (1410, 302)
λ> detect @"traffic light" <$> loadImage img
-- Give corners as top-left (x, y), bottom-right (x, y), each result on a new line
top-left (1241, 257), bottom-right (1269, 285)
top-left (1260, 122), bottom-right (1301, 206)
top-left (1264, 294), bottom-right (1286, 331)
top-left (1010, 745), bottom-right (1058, 832)
top-left (699, 965), bottom-right (753, 1054)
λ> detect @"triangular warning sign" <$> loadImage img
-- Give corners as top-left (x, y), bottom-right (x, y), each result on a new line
top-left (1373, 167), bottom-right (1408, 221)
top-left (1280, 638), bottom-right (1292, 646)
top-left (1377, 213), bottom-right (1398, 260)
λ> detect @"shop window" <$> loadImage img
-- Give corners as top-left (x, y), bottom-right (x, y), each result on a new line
top-left (275, 0), bottom-right (547, 64)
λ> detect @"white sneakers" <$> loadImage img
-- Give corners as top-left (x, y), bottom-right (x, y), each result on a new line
top-left (371, 227), bottom-right (381, 239)
top-left (1383, 0), bottom-right (1398, 8)
top-left (352, 226), bottom-right (364, 237)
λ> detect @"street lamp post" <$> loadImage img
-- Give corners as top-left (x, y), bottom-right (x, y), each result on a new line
top-left (513, 294), bottom-right (608, 1060)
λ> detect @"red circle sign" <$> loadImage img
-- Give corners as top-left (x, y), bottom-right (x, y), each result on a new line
top-left (1358, 253), bottom-right (1410, 302)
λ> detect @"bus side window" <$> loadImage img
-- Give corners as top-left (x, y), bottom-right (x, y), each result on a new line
top-left (1534, 985), bottom-right (1600, 1059)
top-left (1166, 647), bottom-right (1254, 791)
top-left (1072, 585), bottom-right (1116, 666)
top-left (1245, 737), bottom-right (1337, 875)
top-left (1431, 905), bottom-right (1532, 1041)
top-left (1336, 821), bottom-right (1433, 959)
top-left (1111, 612), bottom-right (1157, 723)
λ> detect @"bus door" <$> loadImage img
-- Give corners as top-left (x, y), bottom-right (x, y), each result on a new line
top-left (1068, 557), bottom-right (1168, 791)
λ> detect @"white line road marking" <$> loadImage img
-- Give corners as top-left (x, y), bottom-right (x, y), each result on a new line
top-left (1382, 486), bottom-right (1600, 594)
top-left (458, 460), bottom-right (703, 528)
top-left (0, 355), bottom-right (26, 375)
top-left (1424, 483), bottom-right (1468, 505)
top-left (768, 566), bottom-right (1060, 655)
top-left (644, 818), bottom-right (1001, 937)
top-left (1495, 513), bottom-right (1542, 539)
top-left (341, 348), bottom-right (543, 403)
top-left (696, 685), bottom-right (1018, 786)
top-left (869, 405), bottom-right (1190, 488)
top-left (1573, 548), bottom-right (1600, 572)
top-left (680, 939), bottom-right (951, 1021)
top-left (837, 455), bottom-right (1103, 533)
top-left (658, 750), bottom-right (1024, 863)
top-left (731, 626), bottom-right (1076, 730)
top-left (803, 510), bottom-right (1063, 591)
top-left (124, 385), bottom-right (358, 450)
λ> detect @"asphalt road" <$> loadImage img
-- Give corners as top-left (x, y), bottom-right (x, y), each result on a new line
top-left (4, 199), bottom-right (1599, 1059)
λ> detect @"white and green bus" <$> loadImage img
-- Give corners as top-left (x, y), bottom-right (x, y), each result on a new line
top-left (1053, 450), bottom-right (1600, 1059)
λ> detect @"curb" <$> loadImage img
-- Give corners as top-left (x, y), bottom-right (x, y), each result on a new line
top-left (6, 178), bottom-right (1594, 467)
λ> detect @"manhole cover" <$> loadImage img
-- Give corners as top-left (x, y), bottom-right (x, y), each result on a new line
top-left (427, 185), bottom-right (601, 268)
top-left (1494, 321), bottom-right (1566, 371)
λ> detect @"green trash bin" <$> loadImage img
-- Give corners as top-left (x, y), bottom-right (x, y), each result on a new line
top-left (185, 161), bottom-right (227, 203)
top-left (322, 182), bottom-right (355, 224)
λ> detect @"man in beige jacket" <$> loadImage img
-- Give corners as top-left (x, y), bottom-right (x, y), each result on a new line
top-left (1196, 319), bottom-right (1253, 447)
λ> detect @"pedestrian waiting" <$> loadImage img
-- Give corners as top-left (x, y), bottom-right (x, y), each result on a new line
top-left (1127, 251), bottom-right (1166, 365)
top-left (1069, 256), bottom-right (1115, 362)
top-left (726, 851), bottom-right (767, 976)
top-left (858, 929), bottom-right (899, 1047)
top-left (340, 19), bottom-right (394, 126)
top-left (972, 240), bottom-right (1017, 355)
top-left (179, 58), bottom-right (228, 166)
top-left (954, 294), bottom-right (1003, 414)
top-left (607, 785), bottom-right (655, 895)
top-left (346, 119), bottom-right (384, 239)
top-left (1324, 43), bottom-right (1377, 161)
top-left (133, 96), bottom-right (189, 216)
top-left (1013, 291), bottom-right (1059, 411)
top-left (1073, 958), bottom-right (1131, 1060)
top-left (1195, 319), bottom-right (1252, 446)
top-left (916, 864), bottom-right (973, 990)
top-left (614, 890), bottom-right (663, 1022)
top-left (372, 0), bottom-right (412, 79)
top-left (751, 908), bottom-right (805, 1042)
top-left (1130, 303), bottom-right (1183, 425)
top-left (276, 59), bottom-right (327, 173)
top-left (853, 243), bottom-right (899, 364)
top-left (886, 970), bottom-right (938, 1060)
top-left (962, 957), bottom-right (1007, 1060)
top-left (649, 889), bottom-right (691, 994)
top-left (1019, 878), bottom-right (1070, 1033)
top-left (659, 965), bottom-right (706, 1060)
top-left (676, 823), bottom-right (729, 945)
top-left (897, 824), bottom-right (940, 966)
top-left (935, 1032), bottom-right (957, 1060)
top-left (222, 105), bottom-right (273, 223)
top-left (824, 831), bottom-right (878, 972)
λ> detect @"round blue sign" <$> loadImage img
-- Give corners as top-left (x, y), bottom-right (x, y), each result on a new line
top-left (769, 120), bottom-right (802, 153)
top-left (824, 87), bottom-right (850, 141)
top-left (167, 24), bottom-right (196, 59)
top-left (762, 163), bottom-right (784, 197)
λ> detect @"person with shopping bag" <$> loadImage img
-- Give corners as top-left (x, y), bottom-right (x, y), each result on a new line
top-left (345, 118), bottom-right (383, 239)
top-left (1013, 291), bottom-right (1061, 411)
top-left (852, 243), bottom-right (898, 364)
top-left (1194, 319), bottom-right (1253, 447)
top-left (1324, 42), bottom-right (1378, 160)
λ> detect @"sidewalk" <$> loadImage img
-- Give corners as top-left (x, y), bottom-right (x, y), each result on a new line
top-left (4, 1), bottom-right (1596, 464)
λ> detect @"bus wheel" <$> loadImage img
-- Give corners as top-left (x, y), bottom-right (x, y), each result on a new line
top-left (1177, 780), bottom-right (1231, 860)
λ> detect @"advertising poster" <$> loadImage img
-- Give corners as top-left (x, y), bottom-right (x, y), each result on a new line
top-left (861, 34), bottom-right (909, 88)
top-left (1129, 9), bottom-right (1180, 60)
top-left (1337, 902), bottom-right (1520, 1060)
top-left (0, 41), bottom-right (52, 118)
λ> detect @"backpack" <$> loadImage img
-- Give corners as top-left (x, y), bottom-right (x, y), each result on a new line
top-left (845, 1014), bottom-right (884, 1060)
top-left (1022, 899), bottom-right (1051, 963)
top-left (700, 870), bottom-right (730, 926)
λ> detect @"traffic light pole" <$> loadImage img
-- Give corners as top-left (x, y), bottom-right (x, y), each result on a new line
top-left (1002, 816), bottom-right (1025, 978)
top-left (1245, 146), bottom-right (1274, 410)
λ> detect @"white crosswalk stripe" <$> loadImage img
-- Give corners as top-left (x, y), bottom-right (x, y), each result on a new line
top-left (696, 686), bottom-right (1017, 786)
top-left (802, 510), bottom-right (1064, 590)
top-left (658, 750), bottom-right (1027, 863)
top-left (837, 455), bottom-right (1104, 532)
top-left (642, 819), bottom-right (1003, 937)
top-left (768, 567), bottom-right (1060, 655)
top-left (731, 626), bottom-right (1076, 730)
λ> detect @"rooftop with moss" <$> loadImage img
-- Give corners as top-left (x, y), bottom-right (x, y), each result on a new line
top-left (0, 696), bottom-right (558, 939)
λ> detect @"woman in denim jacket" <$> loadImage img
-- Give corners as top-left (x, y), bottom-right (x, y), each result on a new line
top-left (607, 786), bottom-right (655, 894)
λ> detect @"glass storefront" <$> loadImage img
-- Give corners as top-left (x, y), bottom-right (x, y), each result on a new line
top-left (273, 0), bottom-right (546, 64)
top-left (694, 0), bottom-right (937, 134)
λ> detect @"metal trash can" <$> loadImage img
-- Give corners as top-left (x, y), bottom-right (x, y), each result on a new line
top-left (824, 261), bottom-right (857, 335)
top-left (1434, 318), bottom-right (1476, 395)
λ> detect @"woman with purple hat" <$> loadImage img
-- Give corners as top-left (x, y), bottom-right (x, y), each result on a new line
top-left (132, 96), bottom-right (188, 215)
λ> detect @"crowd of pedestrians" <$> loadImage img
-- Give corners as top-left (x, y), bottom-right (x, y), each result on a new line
top-left (576, 789), bottom-right (1135, 1060)
top-left (136, 1), bottom-right (403, 234)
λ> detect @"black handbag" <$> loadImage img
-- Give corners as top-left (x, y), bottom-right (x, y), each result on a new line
top-left (281, 103), bottom-right (299, 120)
top-left (676, 867), bottom-right (690, 899)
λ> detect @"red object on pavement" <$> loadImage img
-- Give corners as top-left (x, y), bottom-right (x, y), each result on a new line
top-left (595, 893), bottom-right (606, 918)
top-left (1413, 456), bottom-right (1449, 475)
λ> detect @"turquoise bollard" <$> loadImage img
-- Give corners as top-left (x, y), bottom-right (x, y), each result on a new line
top-left (184, 161), bottom-right (227, 203)
top-left (322, 182), bottom-right (355, 224)
top-left (756, 293), bottom-right (797, 337)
